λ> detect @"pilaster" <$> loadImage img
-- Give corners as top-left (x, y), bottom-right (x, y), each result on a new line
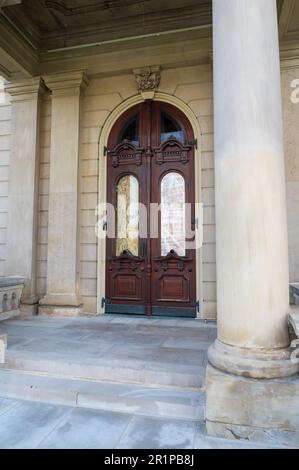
top-left (39, 71), bottom-right (88, 316)
top-left (5, 77), bottom-right (46, 314)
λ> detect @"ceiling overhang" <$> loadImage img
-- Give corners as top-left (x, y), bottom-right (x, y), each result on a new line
top-left (0, 0), bottom-right (298, 80)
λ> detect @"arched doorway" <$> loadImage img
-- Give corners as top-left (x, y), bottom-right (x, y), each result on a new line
top-left (105, 100), bottom-right (197, 317)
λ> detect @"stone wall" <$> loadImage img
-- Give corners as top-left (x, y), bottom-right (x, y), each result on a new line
top-left (282, 66), bottom-right (299, 283)
top-left (1, 63), bottom-right (299, 318)
top-left (0, 89), bottom-right (10, 278)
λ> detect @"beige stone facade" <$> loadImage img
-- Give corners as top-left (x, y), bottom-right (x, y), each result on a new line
top-left (1, 0), bottom-right (299, 444)
top-left (1, 62), bottom-right (299, 319)
top-left (0, 64), bottom-right (215, 318)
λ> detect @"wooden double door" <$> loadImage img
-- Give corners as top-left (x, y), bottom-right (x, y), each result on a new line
top-left (105, 101), bottom-right (197, 317)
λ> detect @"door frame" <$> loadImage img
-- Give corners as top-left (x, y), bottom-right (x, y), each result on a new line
top-left (97, 92), bottom-right (203, 318)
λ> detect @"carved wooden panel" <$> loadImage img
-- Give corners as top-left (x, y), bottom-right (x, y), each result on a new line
top-left (154, 139), bottom-right (191, 165)
top-left (158, 274), bottom-right (190, 302)
top-left (111, 273), bottom-right (142, 300)
top-left (108, 140), bottom-right (143, 168)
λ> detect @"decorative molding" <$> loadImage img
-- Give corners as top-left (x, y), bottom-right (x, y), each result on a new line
top-left (0, 15), bottom-right (39, 77)
top-left (280, 51), bottom-right (299, 70)
top-left (5, 76), bottom-right (47, 101)
top-left (278, 0), bottom-right (296, 39)
top-left (133, 66), bottom-right (161, 100)
top-left (154, 250), bottom-right (191, 273)
top-left (154, 139), bottom-right (191, 165)
top-left (45, 0), bottom-right (149, 16)
top-left (0, 0), bottom-right (21, 9)
top-left (42, 70), bottom-right (89, 97)
top-left (110, 250), bottom-right (144, 270)
top-left (108, 140), bottom-right (144, 168)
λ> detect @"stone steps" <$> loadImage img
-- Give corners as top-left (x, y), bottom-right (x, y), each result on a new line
top-left (0, 369), bottom-right (204, 421)
top-left (4, 350), bottom-right (206, 389)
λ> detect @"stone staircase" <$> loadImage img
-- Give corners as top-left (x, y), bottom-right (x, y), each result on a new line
top-left (0, 315), bottom-right (214, 422)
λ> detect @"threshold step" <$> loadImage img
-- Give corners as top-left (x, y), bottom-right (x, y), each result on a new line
top-left (0, 369), bottom-right (204, 421)
top-left (4, 350), bottom-right (206, 389)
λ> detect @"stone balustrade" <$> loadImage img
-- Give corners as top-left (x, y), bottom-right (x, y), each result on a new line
top-left (0, 277), bottom-right (25, 321)
top-left (290, 283), bottom-right (299, 306)
top-left (0, 334), bottom-right (7, 363)
top-left (289, 311), bottom-right (299, 365)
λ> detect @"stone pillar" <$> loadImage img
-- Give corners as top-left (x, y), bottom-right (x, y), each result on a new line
top-left (5, 78), bottom-right (46, 314)
top-left (39, 71), bottom-right (88, 316)
top-left (206, 0), bottom-right (299, 440)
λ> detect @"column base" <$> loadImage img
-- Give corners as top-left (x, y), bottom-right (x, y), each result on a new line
top-left (206, 364), bottom-right (299, 447)
top-left (208, 339), bottom-right (299, 379)
top-left (39, 294), bottom-right (83, 317)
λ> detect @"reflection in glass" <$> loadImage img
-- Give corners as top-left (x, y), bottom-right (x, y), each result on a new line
top-left (161, 173), bottom-right (186, 256)
top-left (161, 113), bottom-right (185, 144)
top-left (119, 115), bottom-right (139, 146)
top-left (116, 175), bottom-right (139, 256)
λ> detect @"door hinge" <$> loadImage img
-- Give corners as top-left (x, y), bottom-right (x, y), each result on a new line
top-left (103, 221), bottom-right (108, 231)
top-left (101, 297), bottom-right (108, 309)
top-left (104, 146), bottom-right (109, 156)
top-left (196, 300), bottom-right (200, 313)
top-left (189, 139), bottom-right (198, 149)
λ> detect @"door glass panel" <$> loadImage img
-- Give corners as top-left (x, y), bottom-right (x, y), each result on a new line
top-left (116, 175), bottom-right (139, 256)
top-left (119, 115), bottom-right (139, 146)
top-left (161, 173), bottom-right (186, 256)
top-left (161, 112), bottom-right (185, 144)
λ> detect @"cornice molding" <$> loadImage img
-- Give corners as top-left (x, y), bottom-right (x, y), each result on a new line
top-left (0, 1), bottom-right (21, 8)
top-left (280, 55), bottom-right (299, 70)
top-left (278, 0), bottom-right (296, 39)
top-left (0, 15), bottom-right (38, 77)
top-left (5, 77), bottom-right (47, 102)
top-left (43, 70), bottom-right (89, 97)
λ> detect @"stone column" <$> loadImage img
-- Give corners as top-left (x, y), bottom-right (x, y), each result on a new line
top-left (39, 72), bottom-right (88, 316)
top-left (6, 78), bottom-right (46, 314)
top-left (206, 0), bottom-right (299, 440)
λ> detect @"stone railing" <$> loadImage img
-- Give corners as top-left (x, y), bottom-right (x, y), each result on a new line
top-left (289, 311), bottom-right (299, 365)
top-left (0, 276), bottom-right (25, 321)
top-left (0, 334), bottom-right (7, 363)
top-left (290, 283), bottom-right (299, 305)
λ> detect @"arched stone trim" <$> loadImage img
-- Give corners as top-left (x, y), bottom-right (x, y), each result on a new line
top-left (97, 92), bottom-right (203, 316)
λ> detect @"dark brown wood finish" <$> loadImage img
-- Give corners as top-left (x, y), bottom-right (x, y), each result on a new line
top-left (105, 101), bottom-right (196, 317)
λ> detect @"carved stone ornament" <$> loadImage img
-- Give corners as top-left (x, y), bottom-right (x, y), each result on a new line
top-left (133, 66), bottom-right (161, 100)
top-left (288, 312), bottom-right (299, 365)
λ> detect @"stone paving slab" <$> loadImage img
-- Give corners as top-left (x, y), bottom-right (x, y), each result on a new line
top-left (0, 369), bottom-right (204, 420)
top-left (37, 407), bottom-right (132, 450)
top-left (0, 399), bottom-right (71, 449)
top-left (116, 415), bottom-right (197, 449)
top-left (0, 397), bottom-right (293, 449)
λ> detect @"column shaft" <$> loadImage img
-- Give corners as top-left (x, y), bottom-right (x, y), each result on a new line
top-left (209, 0), bottom-right (297, 378)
